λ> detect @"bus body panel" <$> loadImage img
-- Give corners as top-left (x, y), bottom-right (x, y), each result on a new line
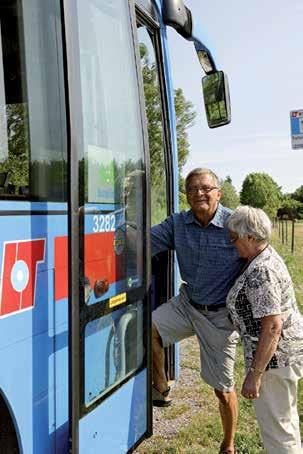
top-left (0, 205), bottom-right (69, 453)
top-left (79, 370), bottom-right (147, 453)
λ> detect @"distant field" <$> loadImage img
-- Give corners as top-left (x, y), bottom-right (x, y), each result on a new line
top-left (272, 220), bottom-right (303, 311)
top-left (136, 221), bottom-right (303, 453)
top-left (271, 221), bottom-right (303, 439)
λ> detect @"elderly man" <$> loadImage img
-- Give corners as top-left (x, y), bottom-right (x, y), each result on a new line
top-left (151, 168), bottom-right (245, 454)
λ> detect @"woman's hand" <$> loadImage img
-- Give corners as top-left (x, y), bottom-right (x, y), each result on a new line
top-left (241, 370), bottom-right (262, 400)
top-left (241, 314), bottom-right (282, 400)
top-left (240, 315), bottom-right (282, 401)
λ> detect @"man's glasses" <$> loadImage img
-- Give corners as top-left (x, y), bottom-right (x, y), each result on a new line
top-left (187, 186), bottom-right (219, 194)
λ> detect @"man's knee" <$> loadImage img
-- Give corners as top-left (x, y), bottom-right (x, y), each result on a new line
top-left (214, 388), bottom-right (236, 406)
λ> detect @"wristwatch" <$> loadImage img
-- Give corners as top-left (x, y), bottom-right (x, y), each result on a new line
top-left (249, 366), bottom-right (264, 377)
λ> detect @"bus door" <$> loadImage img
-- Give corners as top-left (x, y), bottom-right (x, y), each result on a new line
top-left (62, 0), bottom-right (152, 452)
top-left (136, 3), bottom-right (176, 382)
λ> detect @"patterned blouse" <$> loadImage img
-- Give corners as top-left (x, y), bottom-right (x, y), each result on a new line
top-left (226, 245), bottom-right (303, 370)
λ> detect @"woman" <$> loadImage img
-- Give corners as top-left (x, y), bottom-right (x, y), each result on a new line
top-left (226, 206), bottom-right (303, 454)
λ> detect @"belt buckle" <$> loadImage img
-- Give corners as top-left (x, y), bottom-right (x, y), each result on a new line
top-left (202, 304), bottom-right (208, 313)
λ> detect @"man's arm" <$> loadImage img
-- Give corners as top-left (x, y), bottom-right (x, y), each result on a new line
top-left (151, 216), bottom-right (175, 257)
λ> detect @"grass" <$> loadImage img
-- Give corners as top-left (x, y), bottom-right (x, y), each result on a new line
top-left (164, 404), bottom-right (190, 420)
top-left (138, 341), bottom-right (265, 453)
top-left (136, 222), bottom-right (303, 453)
top-left (272, 220), bottom-right (303, 310)
top-left (272, 221), bottom-right (303, 435)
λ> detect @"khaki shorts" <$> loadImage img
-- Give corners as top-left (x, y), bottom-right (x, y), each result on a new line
top-left (152, 286), bottom-right (239, 392)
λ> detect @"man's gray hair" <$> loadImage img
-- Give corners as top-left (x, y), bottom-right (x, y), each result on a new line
top-left (185, 168), bottom-right (220, 189)
top-left (226, 206), bottom-right (272, 242)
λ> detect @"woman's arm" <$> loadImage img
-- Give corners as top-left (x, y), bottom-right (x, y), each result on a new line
top-left (241, 314), bottom-right (282, 399)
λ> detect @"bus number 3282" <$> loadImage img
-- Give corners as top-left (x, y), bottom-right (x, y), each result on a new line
top-left (92, 214), bottom-right (116, 233)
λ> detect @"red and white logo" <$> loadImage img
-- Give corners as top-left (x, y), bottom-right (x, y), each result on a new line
top-left (0, 239), bottom-right (45, 317)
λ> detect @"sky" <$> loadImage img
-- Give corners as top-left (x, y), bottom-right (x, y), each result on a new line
top-left (167, 0), bottom-right (303, 194)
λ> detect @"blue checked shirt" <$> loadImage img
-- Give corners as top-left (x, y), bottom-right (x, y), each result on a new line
top-left (151, 204), bottom-right (245, 306)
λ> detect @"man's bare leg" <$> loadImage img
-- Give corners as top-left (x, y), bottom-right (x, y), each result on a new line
top-left (152, 323), bottom-right (168, 392)
top-left (214, 389), bottom-right (238, 453)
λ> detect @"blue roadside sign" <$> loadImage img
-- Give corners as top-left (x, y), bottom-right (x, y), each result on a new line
top-left (290, 110), bottom-right (303, 149)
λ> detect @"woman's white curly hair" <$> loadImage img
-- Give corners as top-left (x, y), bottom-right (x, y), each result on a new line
top-left (226, 205), bottom-right (272, 242)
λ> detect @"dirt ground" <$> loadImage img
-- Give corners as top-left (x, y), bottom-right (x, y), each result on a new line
top-left (134, 336), bottom-right (206, 451)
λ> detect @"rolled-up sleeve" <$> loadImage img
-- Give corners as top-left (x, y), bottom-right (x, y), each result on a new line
top-left (151, 216), bottom-right (175, 256)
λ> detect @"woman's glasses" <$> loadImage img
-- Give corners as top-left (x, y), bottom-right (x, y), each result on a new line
top-left (229, 235), bottom-right (239, 244)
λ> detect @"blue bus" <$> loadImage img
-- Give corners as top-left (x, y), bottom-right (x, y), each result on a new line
top-left (0, 0), bottom-right (229, 453)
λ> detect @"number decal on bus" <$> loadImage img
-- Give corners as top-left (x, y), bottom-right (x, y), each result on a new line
top-left (93, 214), bottom-right (116, 233)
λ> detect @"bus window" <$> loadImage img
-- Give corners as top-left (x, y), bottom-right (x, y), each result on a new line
top-left (137, 24), bottom-right (169, 225)
top-left (136, 14), bottom-right (176, 381)
top-left (0, 0), bottom-right (67, 201)
top-left (84, 301), bottom-right (144, 405)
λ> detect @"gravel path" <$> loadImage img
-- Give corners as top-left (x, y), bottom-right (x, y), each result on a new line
top-left (134, 336), bottom-right (204, 451)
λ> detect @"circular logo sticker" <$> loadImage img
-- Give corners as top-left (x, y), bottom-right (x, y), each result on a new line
top-left (11, 260), bottom-right (30, 292)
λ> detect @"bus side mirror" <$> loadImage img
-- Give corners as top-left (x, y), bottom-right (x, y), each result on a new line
top-left (202, 71), bottom-right (231, 128)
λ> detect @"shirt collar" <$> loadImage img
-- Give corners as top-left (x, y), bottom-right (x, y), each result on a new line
top-left (185, 203), bottom-right (225, 228)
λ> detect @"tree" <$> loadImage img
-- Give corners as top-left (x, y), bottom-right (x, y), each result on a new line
top-left (291, 185), bottom-right (303, 203)
top-left (220, 176), bottom-right (239, 209)
top-left (174, 90), bottom-right (196, 212)
top-left (0, 103), bottom-right (29, 192)
top-left (285, 184), bottom-right (303, 219)
top-left (140, 43), bottom-right (164, 191)
top-left (240, 172), bottom-right (282, 218)
top-left (179, 175), bottom-right (188, 211)
top-left (174, 88), bottom-right (196, 174)
top-left (140, 43), bottom-right (166, 224)
top-left (277, 196), bottom-right (303, 220)
top-left (140, 44), bottom-right (196, 220)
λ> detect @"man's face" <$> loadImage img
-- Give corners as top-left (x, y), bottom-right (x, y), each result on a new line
top-left (186, 174), bottom-right (221, 219)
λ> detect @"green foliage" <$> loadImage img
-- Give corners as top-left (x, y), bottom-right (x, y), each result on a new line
top-left (272, 222), bottom-right (303, 436)
top-left (220, 176), bottom-right (239, 209)
top-left (202, 72), bottom-right (228, 127)
top-left (179, 175), bottom-right (189, 211)
top-left (291, 185), bottom-right (303, 203)
top-left (174, 89), bottom-right (196, 211)
top-left (0, 103), bottom-right (29, 191)
top-left (0, 104), bottom-right (67, 200)
top-left (271, 222), bottom-right (303, 311)
top-left (140, 43), bottom-right (165, 191)
top-left (30, 160), bottom-right (67, 200)
top-left (140, 43), bottom-right (167, 224)
top-left (139, 43), bottom-right (196, 218)
top-left (174, 88), bottom-right (196, 174)
top-left (151, 183), bottom-right (167, 226)
top-left (240, 172), bottom-right (282, 218)
top-left (278, 196), bottom-right (303, 220)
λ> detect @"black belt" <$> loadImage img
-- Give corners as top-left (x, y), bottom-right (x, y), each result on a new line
top-left (189, 300), bottom-right (226, 312)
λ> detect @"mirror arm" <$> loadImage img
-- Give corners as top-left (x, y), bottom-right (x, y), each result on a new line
top-left (193, 40), bottom-right (217, 74)
top-left (162, 0), bottom-right (192, 39)
top-left (162, 1), bottom-right (218, 74)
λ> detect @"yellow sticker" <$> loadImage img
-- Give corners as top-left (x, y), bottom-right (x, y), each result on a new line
top-left (109, 292), bottom-right (127, 308)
